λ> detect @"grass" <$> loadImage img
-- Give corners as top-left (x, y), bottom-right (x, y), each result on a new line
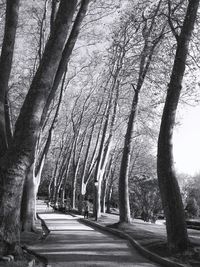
top-left (89, 214), bottom-right (200, 267)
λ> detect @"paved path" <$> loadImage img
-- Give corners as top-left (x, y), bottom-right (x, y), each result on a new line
top-left (28, 200), bottom-right (160, 266)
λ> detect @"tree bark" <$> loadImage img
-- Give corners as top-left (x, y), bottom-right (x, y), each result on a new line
top-left (101, 155), bottom-right (112, 213)
top-left (41, 0), bottom-right (90, 126)
top-left (93, 98), bottom-right (111, 220)
top-left (106, 184), bottom-right (113, 213)
top-left (118, 0), bottom-right (164, 223)
top-left (21, 164), bottom-right (36, 232)
top-left (0, 0), bottom-right (77, 253)
top-left (93, 69), bottom-right (120, 220)
top-left (0, 0), bottom-right (20, 157)
top-left (4, 92), bottom-right (13, 145)
top-left (50, 0), bottom-right (58, 32)
top-left (78, 107), bottom-right (101, 213)
top-left (101, 178), bottom-right (107, 213)
top-left (71, 129), bottom-right (88, 209)
top-left (119, 89), bottom-right (139, 223)
top-left (70, 90), bottom-right (93, 208)
top-left (157, 0), bottom-right (199, 253)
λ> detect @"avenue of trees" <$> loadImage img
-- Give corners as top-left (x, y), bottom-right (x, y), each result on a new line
top-left (0, 0), bottom-right (200, 257)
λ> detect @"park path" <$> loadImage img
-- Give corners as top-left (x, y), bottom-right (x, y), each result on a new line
top-left (28, 200), bottom-right (160, 267)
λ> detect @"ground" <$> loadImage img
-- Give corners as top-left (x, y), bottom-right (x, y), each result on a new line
top-left (2, 202), bottom-right (200, 266)
top-left (89, 213), bottom-right (200, 266)
top-left (0, 219), bottom-right (45, 267)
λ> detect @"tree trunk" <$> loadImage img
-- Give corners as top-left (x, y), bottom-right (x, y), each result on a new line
top-left (21, 164), bottom-right (36, 232)
top-left (49, 155), bottom-right (60, 201)
top-left (50, 139), bottom-right (72, 203)
top-left (93, 88), bottom-right (115, 220)
top-left (5, 92), bottom-right (13, 146)
top-left (34, 157), bottom-right (45, 217)
top-left (119, 89), bottom-right (139, 223)
top-left (106, 184), bottom-right (113, 213)
top-left (94, 181), bottom-right (102, 220)
top-left (101, 178), bottom-right (107, 213)
top-left (71, 139), bottom-right (83, 208)
top-left (78, 104), bottom-right (102, 214)
top-left (0, 0), bottom-right (77, 253)
top-left (157, 0), bottom-right (199, 253)
top-left (118, 0), bottom-right (165, 223)
top-left (78, 183), bottom-right (87, 214)
top-left (0, 0), bottom-right (20, 157)
top-left (50, 0), bottom-right (58, 32)
top-left (58, 141), bottom-right (74, 207)
top-left (41, 0), bottom-right (90, 125)
top-left (101, 156), bottom-right (112, 213)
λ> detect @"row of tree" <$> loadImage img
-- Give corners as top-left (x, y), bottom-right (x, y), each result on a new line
top-left (39, 0), bottom-right (200, 253)
top-left (0, 0), bottom-right (199, 257)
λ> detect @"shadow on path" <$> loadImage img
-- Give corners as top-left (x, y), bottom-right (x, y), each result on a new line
top-left (28, 200), bottom-right (160, 267)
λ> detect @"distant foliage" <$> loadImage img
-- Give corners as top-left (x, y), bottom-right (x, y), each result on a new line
top-left (129, 175), bottom-right (162, 221)
top-left (185, 197), bottom-right (199, 218)
top-left (181, 174), bottom-right (200, 218)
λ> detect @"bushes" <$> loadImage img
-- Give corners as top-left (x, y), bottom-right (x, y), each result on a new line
top-left (185, 198), bottom-right (199, 218)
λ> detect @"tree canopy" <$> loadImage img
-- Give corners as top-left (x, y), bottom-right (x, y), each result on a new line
top-left (0, 0), bottom-right (200, 256)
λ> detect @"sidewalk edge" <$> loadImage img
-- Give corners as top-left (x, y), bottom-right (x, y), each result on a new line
top-left (79, 218), bottom-right (186, 267)
top-left (37, 213), bottom-right (51, 240)
top-left (20, 213), bottom-right (51, 266)
top-left (22, 245), bottom-right (48, 266)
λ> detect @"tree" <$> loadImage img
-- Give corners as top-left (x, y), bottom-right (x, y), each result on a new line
top-left (0, 0), bottom-right (20, 158)
top-left (118, 0), bottom-right (165, 223)
top-left (20, 0), bottom-right (55, 232)
top-left (21, 74), bottom-right (66, 231)
top-left (19, 0), bottom-right (91, 232)
top-left (94, 78), bottom-right (120, 220)
top-left (157, 0), bottom-right (200, 252)
top-left (0, 0), bottom-right (77, 255)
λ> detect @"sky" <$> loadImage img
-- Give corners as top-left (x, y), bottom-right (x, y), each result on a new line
top-left (173, 105), bottom-right (200, 176)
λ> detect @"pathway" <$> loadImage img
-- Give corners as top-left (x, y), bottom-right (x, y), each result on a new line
top-left (28, 200), bottom-right (160, 267)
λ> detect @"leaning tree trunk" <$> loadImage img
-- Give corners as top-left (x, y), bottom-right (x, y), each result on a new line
top-left (0, 0), bottom-right (20, 157)
top-left (21, 137), bottom-right (48, 232)
top-left (94, 74), bottom-right (120, 220)
top-left (106, 184), bottom-right (113, 213)
top-left (41, 0), bottom-right (90, 125)
top-left (157, 0), bottom-right (199, 253)
top-left (77, 103), bottom-right (104, 214)
top-left (4, 92), bottom-right (13, 146)
top-left (101, 178), bottom-right (108, 213)
top-left (23, 71), bottom-right (65, 227)
top-left (71, 132), bottom-right (87, 209)
top-left (0, 0), bottom-right (77, 254)
top-left (21, 155), bottom-right (45, 232)
top-left (118, 0), bottom-right (165, 224)
top-left (21, 164), bottom-right (36, 232)
top-left (71, 107), bottom-right (91, 209)
top-left (101, 156), bottom-right (112, 213)
top-left (78, 120), bottom-right (97, 213)
top-left (119, 89), bottom-right (139, 223)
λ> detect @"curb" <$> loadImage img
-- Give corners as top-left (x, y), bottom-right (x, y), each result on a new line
top-left (37, 213), bottom-right (51, 240)
top-left (22, 245), bottom-right (48, 266)
top-left (79, 218), bottom-right (186, 267)
top-left (21, 213), bottom-right (51, 267)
